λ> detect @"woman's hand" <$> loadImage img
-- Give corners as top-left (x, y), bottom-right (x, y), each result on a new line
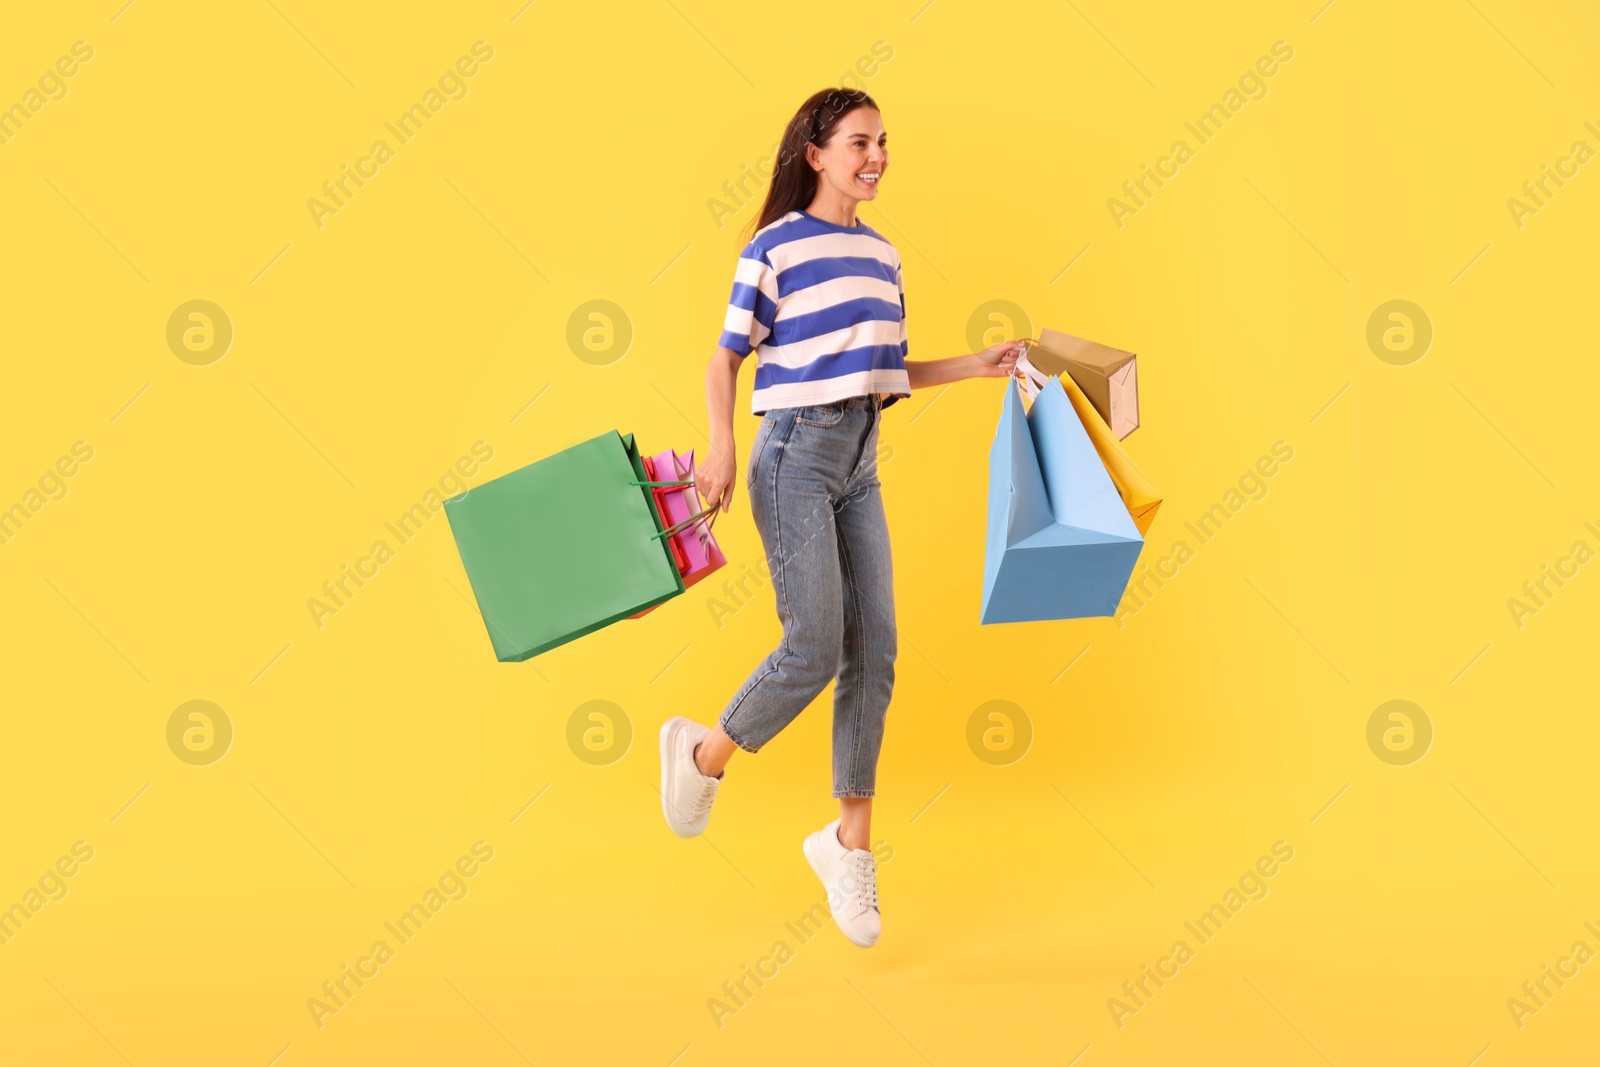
top-left (696, 442), bottom-right (738, 514)
top-left (906, 339), bottom-right (1037, 390)
top-left (972, 338), bottom-right (1034, 378)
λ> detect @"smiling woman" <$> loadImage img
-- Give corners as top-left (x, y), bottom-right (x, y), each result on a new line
top-left (658, 86), bottom-right (1030, 952)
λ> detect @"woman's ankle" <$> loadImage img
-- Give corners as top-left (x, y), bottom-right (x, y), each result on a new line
top-left (693, 741), bottom-right (724, 780)
top-left (837, 797), bottom-right (872, 850)
top-left (837, 826), bottom-right (870, 851)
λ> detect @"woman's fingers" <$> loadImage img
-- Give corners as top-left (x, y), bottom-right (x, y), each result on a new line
top-left (700, 476), bottom-right (728, 513)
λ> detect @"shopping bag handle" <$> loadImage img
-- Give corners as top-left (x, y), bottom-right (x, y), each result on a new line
top-left (1010, 355), bottom-right (1047, 403)
top-left (631, 467), bottom-right (720, 540)
top-left (666, 452), bottom-right (718, 536)
top-left (652, 504), bottom-right (719, 541)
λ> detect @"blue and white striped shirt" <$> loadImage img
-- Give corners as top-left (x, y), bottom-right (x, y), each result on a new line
top-left (717, 209), bottom-right (911, 415)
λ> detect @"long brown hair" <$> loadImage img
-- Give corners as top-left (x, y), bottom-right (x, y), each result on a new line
top-left (742, 87), bottom-right (880, 244)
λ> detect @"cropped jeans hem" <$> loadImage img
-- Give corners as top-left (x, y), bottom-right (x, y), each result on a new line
top-left (718, 717), bottom-right (761, 755)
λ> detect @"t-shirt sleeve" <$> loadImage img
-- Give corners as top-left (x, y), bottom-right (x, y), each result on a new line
top-left (716, 246), bottom-right (778, 358)
top-left (897, 260), bottom-right (907, 359)
top-left (881, 256), bottom-right (908, 412)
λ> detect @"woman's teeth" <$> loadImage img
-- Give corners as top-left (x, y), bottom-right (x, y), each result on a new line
top-left (857, 172), bottom-right (880, 185)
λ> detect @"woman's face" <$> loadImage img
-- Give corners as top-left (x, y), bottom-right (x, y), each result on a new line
top-left (809, 107), bottom-right (887, 204)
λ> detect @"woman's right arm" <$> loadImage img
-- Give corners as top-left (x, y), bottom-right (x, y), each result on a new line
top-left (699, 345), bottom-right (743, 513)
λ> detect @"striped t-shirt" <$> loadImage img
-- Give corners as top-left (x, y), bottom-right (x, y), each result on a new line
top-left (717, 209), bottom-right (912, 415)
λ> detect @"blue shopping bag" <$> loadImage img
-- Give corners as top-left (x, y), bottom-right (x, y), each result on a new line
top-left (980, 375), bottom-right (1144, 623)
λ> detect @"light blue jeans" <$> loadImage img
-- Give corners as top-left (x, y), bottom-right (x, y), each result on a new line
top-left (718, 394), bottom-right (897, 799)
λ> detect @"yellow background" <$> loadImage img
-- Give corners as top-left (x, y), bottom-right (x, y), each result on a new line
top-left (3, 0), bottom-right (1598, 1063)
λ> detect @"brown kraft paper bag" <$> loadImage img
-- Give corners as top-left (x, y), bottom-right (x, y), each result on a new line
top-left (1029, 328), bottom-right (1140, 440)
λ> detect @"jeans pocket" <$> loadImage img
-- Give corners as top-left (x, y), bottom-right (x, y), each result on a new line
top-left (794, 401), bottom-right (845, 428)
top-left (746, 416), bottom-right (776, 488)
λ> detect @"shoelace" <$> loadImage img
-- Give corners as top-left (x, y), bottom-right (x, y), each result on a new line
top-left (848, 852), bottom-right (878, 912)
top-left (688, 776), bottom-right (718, 818)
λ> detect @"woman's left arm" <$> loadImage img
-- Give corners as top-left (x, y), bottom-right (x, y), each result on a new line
top-left (905, 339), bottom-right (1032, 390)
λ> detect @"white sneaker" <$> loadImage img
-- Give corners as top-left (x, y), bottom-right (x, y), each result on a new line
top-left (802, 818), bottom-right (881, 947)
top-left (658, 717), bottom-right (722, 837)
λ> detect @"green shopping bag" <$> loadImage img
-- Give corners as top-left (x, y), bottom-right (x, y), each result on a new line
top-left (443, 430), bottom-right (707, 661)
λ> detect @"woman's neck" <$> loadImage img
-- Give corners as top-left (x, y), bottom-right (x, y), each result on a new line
top-left (804, 190), bottom-right (860, 227)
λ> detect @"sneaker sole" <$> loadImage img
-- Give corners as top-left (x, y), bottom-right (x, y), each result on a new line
top-left (659, 719), bottom-right (690, 837)
top-left (659, 718), bottom-right (708, 838)
top-left (802, 832), bottom-right (877, 948)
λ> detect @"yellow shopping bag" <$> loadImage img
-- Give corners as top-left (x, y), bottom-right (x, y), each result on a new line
top-left (1016, 343), bottom-right (1161, 535)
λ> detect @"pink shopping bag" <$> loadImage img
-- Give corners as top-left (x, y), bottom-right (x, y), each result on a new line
top-left (629, 448), bottom-right (726, 618)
